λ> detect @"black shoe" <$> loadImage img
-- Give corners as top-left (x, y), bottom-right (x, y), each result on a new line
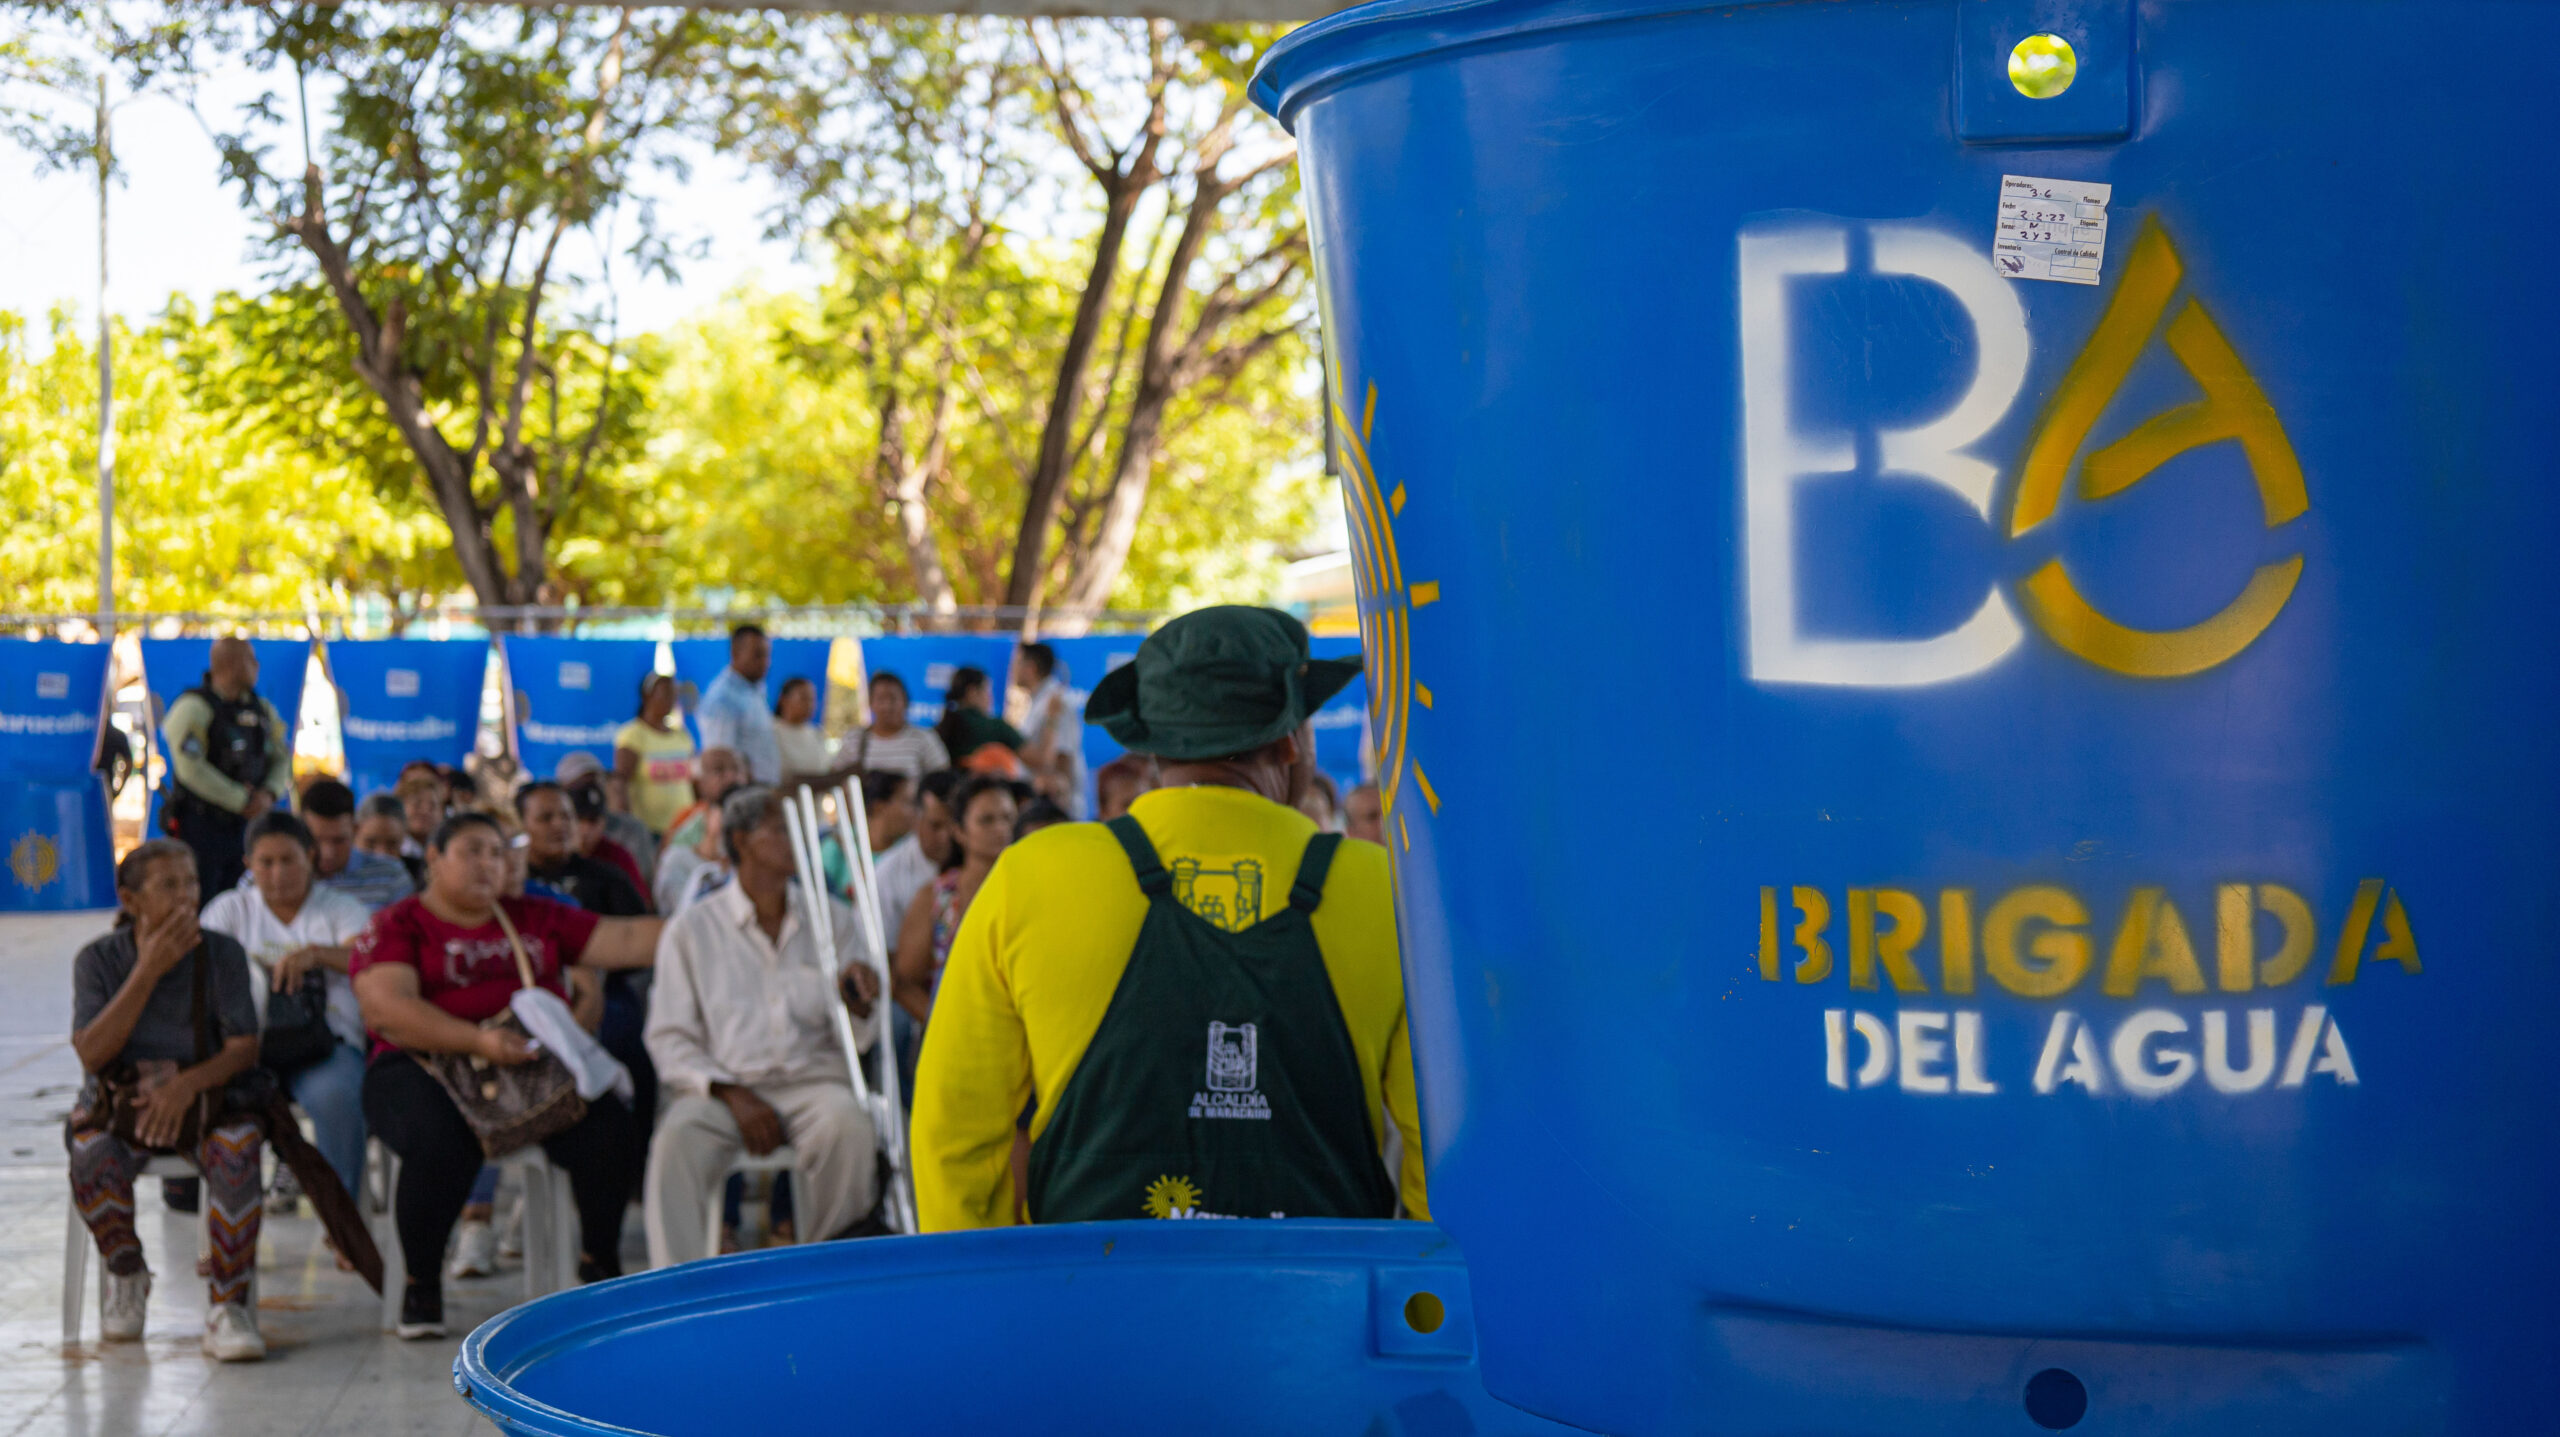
top-left (576, 1255), bottom-right (623, 1286)
top-left (395, 1283), bottom-right (446, 1340)
top-left (162, 1176), bottom-right (199, 1214)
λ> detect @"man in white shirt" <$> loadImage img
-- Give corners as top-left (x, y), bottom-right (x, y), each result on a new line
top-left (694, 625), bottom-right (782, 785)
top-left (200, 811), bottom-right (376, 1194)
top-left (1010, 642), bottom-right (1088, 819)
top-left (836, 670), bottom-right (949, 781)
top-left (643, 786), bottom-right (884, 1266)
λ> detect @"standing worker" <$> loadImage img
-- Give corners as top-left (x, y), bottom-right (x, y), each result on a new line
top-left (159, 637), bottom-right (293, 897)
top-left (913, 606), bottom-right (1428, 1228)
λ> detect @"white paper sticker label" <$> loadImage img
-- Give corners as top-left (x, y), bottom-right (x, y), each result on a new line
top-left (1994, 176), bottom-right (2112, 285)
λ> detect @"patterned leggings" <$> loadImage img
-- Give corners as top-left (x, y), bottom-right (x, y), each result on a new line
top-left (66, 1110), bottom-right (264, 1305)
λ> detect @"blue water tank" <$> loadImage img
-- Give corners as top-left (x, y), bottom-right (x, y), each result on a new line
top-left (1255, 1), bottom-right (2555, 1432)
top-left (458, 1221), bottom-right (1576, 1436)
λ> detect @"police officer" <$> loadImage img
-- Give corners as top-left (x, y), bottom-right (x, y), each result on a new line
top-left (912, 606), bottom-right (1428, 1228)
top-left (159, 637), bottom-right (291, 897)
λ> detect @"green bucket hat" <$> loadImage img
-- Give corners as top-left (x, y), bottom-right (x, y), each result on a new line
top-left (1085, 606), bottom-right (1362, 762)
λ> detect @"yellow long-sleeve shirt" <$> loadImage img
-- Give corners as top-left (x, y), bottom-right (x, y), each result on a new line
top-left (912, 784), bottom-right (1429, 1230)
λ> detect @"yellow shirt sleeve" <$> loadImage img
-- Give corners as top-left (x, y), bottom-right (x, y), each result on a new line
top-left (911, 865), bottom-right (1037, 1231)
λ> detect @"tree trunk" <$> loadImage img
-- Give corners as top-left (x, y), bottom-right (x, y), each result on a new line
top-left (1052, 164), bottom-right (1230, 625)
top-left (1000, 178), bottom-right (1145, 617)
top-left (286, 173), bottom-right (517, 610)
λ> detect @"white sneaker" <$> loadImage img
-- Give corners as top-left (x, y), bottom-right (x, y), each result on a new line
top-left (202, 1301), bottom-right (266, 1362)
top-left (99, 1269), bottom-right (150, 1342)
top-left (448, 1218), bottom-right (498, 1279)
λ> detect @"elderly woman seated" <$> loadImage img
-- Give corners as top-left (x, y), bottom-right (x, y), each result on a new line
top-left (66, 839), bottom-right (267, 1360)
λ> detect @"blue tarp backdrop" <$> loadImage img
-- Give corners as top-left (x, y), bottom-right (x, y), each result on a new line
top-left (140, 638), bottom-right (310, 832)
top-left (886, 632), bottom-right (1368, 812)
top-left (331, 639), bottom-right (491, 797)
top-left (670, 637), bottom-right (836, 747)
top-left (0, 640), bottom-right (116, 910)
top-left (502, 637), bottom-right (659, 783)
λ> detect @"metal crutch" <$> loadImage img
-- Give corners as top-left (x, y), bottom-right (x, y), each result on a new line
top-left (781, 789), bottom-right (875, 1110)
top-left (829, 778), bottom-right (919, 1234)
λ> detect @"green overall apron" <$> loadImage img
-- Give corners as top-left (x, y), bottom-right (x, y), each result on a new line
top-left (1026, 815), bottom-right (1399, 1223)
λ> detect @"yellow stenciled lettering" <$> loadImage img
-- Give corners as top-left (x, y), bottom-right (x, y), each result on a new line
top-left (2256, 883), bottom-right (2317, 987)
top-left (2330, 881), bottom-right (2420, 984)
top-left (2326, 878), bottom-right (2386, 985)
top-left (1759, 887), bottom-right (1781, 981)
top-left (1939, 889), bottom-right (1977, 995)
top-left (1791, 886), bottom-right (1833, 984)
top-left (1984, 885), bottom-right (2092, 997)
top-left (1849, 889), bottom-right (1930, 993)
top-left (2215, 883), bottom-right (2254, 992)
top-left (2370, 889), bottom-right (2422, 975)
top-left (2102, 887), bottom-right (2207, 998)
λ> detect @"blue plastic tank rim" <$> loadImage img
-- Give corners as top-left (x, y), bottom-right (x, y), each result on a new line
top-left (455, 1221), bottom-right (1480, 1436)
top-left (1252, 0), bottom-right (1803, 127)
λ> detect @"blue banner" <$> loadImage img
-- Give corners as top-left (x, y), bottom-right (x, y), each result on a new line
top-left (141, 638), bottom-right (311, 830)
top-left (331, 639), bottom-right (492, 798)
top-left (0, 779), bottom-right (115, 911)
top-left (0, 639), bottom-right (117, 911)
top-left (670, 637), bottom-right (837, 744)
top-left (502, 637), bottom-right (660, 783)
top-left (856, 636), bottom-right (1021, 729)
top-left (0, 639), bottom-right (111, 781)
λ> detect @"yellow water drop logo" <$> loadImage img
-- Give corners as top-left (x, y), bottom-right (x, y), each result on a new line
top-left (2009, 218), bottom-right (2310, 677)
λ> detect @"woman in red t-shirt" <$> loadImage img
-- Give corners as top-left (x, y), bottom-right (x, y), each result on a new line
top-left (351, 810), bottom-right (661, 1339)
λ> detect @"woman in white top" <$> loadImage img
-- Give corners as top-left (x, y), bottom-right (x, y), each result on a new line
top-left (199, 810), bottom-right (376, 1194)
top-left (836, 670), bottom-right (950, 780)
top-left (772, 676), bottom-right (833, 784)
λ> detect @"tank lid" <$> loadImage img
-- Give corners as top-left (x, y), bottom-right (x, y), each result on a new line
top-left (1252, 0), bottom-right (1782, 129)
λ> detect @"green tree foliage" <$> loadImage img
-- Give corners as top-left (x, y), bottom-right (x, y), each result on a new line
top-left (188, 282), bottom-right (676, 611)
top-left (143, 3), bottom-right (745, 612)
top-left (0, 9), bottom-right (1325, 625)
top-left (0, 306), bottom-right (442, 614)
top-left (717, 16), bottom-right (1317, 627)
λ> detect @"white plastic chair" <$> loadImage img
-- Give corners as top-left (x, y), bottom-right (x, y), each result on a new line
top-left (372, 1141), bottom-right (579, 1332)
top-left (706, 1147), bottom-right (807, 1259)
top-left (62, 1152), bottom-right (256, 1347)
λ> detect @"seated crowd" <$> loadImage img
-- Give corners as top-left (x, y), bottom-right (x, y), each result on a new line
top-left (66, 618), bottom-right (1400, 1360)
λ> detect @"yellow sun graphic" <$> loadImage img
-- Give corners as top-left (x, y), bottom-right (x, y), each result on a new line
top-left (1142, 1174), bottom-right (1203, 1219)
top-left (1330, 379), bottom-right (1441, 853)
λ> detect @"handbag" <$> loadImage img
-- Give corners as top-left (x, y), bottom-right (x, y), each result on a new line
top-left (99, 939), bottom-right (273, 1151)
top-left (416, 905), bottom-right (587, 1158)
top-left (259, 968), bottom-right (337, 1074)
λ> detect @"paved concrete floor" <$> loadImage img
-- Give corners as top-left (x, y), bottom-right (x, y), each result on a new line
top-left (0, 911), bottom-right (547, 1437)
